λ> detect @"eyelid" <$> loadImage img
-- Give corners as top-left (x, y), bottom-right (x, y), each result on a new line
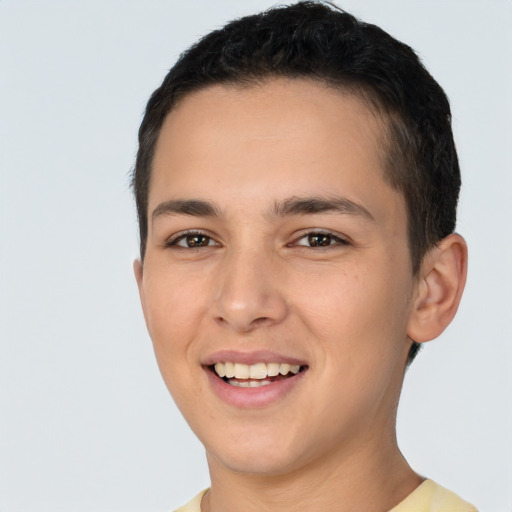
top-left (162, 228), bottom-right (351, 249)
top-left (290, 229), bottom-right (351, 248)
top-left (164, 229), bottom-right (221, 248)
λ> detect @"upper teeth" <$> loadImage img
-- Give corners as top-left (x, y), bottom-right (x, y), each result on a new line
top-left (214, 362), bottom-right (301, 379)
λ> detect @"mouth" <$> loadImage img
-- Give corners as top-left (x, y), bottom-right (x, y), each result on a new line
top-left (208, 361), bottom-right (308, 388)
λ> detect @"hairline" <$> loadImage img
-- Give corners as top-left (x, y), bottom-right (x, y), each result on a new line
top-left (140, 75), bottom-right (417, 269)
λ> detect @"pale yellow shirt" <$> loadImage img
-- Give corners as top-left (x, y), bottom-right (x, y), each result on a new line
top-left (173, 479), bottom-right (477, 512)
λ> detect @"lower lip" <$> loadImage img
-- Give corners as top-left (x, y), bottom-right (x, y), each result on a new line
top-left (205, 368), bottom-right (307, 408)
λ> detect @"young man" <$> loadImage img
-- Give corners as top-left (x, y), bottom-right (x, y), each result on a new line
top-left (133, 2), bottom-right (475, 511)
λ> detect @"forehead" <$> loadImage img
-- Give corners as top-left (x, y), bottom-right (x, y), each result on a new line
top-left (149, 78), bottom-right (399, 222)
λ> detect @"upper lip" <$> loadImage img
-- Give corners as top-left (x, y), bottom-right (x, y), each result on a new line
top-left (202, 349), bottom-right (308, 367)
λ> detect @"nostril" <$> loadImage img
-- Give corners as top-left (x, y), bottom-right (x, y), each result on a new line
top-left (213, 314), bottom-right (273, 332)
top-left (253, 316), bottom-right (272, 325)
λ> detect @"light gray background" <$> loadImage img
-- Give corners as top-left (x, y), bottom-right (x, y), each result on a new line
top-left (0, 1), bottom-right (510, 511)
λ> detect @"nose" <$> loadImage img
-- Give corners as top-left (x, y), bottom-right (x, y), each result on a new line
top-left (211, 247), bottom-right (289, 333)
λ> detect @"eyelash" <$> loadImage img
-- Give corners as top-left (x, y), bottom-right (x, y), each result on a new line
top-left (165, 230), bottom-right (350, 249)
top-left (291, 230), bottom-right (351, 249)
top-left (165, 230), bottom-right (219, 249)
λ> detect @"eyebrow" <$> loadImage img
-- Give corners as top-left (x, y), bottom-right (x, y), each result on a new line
top-left (152, 199), bottom-right (220, 221)
top-left (151, 195), bottom-right (375, 223)
top-left (272, 196), bottom-right (375, 221)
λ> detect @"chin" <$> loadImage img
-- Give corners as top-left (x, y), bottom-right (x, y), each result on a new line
top-left (204, 430), bottom-right (315, 477)
top-left (211, 451), bottom-right (300, 477)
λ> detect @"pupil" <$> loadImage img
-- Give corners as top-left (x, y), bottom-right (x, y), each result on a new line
top-left (188, 235), bottom-right (208, 247)
top-left (308, 234), bottom-right (331, 247)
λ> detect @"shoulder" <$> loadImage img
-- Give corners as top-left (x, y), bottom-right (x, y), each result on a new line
top-left (173, 489), bottom-right (209, 512)
top-left (389, 479), bottom-right (478, 512)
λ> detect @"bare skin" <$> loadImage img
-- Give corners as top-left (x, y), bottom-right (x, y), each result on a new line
top-left (135, 78), bottom-right (467, 512)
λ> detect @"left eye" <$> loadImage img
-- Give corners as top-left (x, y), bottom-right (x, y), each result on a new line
top-left (295, 232), bottom-right (347, 247)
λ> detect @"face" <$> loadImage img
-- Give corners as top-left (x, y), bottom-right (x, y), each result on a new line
top-left (135, 79), bottom-right (418, 477)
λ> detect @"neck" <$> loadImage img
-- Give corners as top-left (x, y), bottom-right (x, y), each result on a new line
top-left (202, 430), bottom-right (421, 512)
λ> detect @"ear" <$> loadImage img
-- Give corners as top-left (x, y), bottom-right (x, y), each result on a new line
top-left (133, 258), bottom-right (144, 289)
top-left (133, 259), bottom-right (147, 318)
top-left (407, 233), bottom-right (468, 343)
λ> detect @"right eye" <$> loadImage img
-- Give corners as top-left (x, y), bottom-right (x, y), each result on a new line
top-left (166, 232), bottom-right (219, 248)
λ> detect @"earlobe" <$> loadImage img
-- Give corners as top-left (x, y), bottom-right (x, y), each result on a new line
top-left (407, 233), bottom-right (468, 343)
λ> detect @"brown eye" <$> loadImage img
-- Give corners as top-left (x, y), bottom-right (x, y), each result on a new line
top-left (307, 233), bottom-right (332, 247)
top-left (183, 234), bottom-right (211, 247)
top-left (168, 232), bottom-right (218, 248)
top-left (293, 231), bottom-right (349, 248)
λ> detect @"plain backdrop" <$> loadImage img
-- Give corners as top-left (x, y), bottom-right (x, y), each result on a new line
top-left (0, 1), bottom-right (510, 511)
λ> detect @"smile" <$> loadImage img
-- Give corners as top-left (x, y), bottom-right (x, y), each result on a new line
top-left (212, 362), bottom-right (305, 388)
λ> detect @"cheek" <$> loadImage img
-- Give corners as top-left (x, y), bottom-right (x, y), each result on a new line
top-left (141, 264), bottom-right (211, 384)
top-left (143, 262), bottom-right (207, 335)
top-left (289, 267), bottom-right (412, 438)
top-left (292, 260), bottom-right (412, 360)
